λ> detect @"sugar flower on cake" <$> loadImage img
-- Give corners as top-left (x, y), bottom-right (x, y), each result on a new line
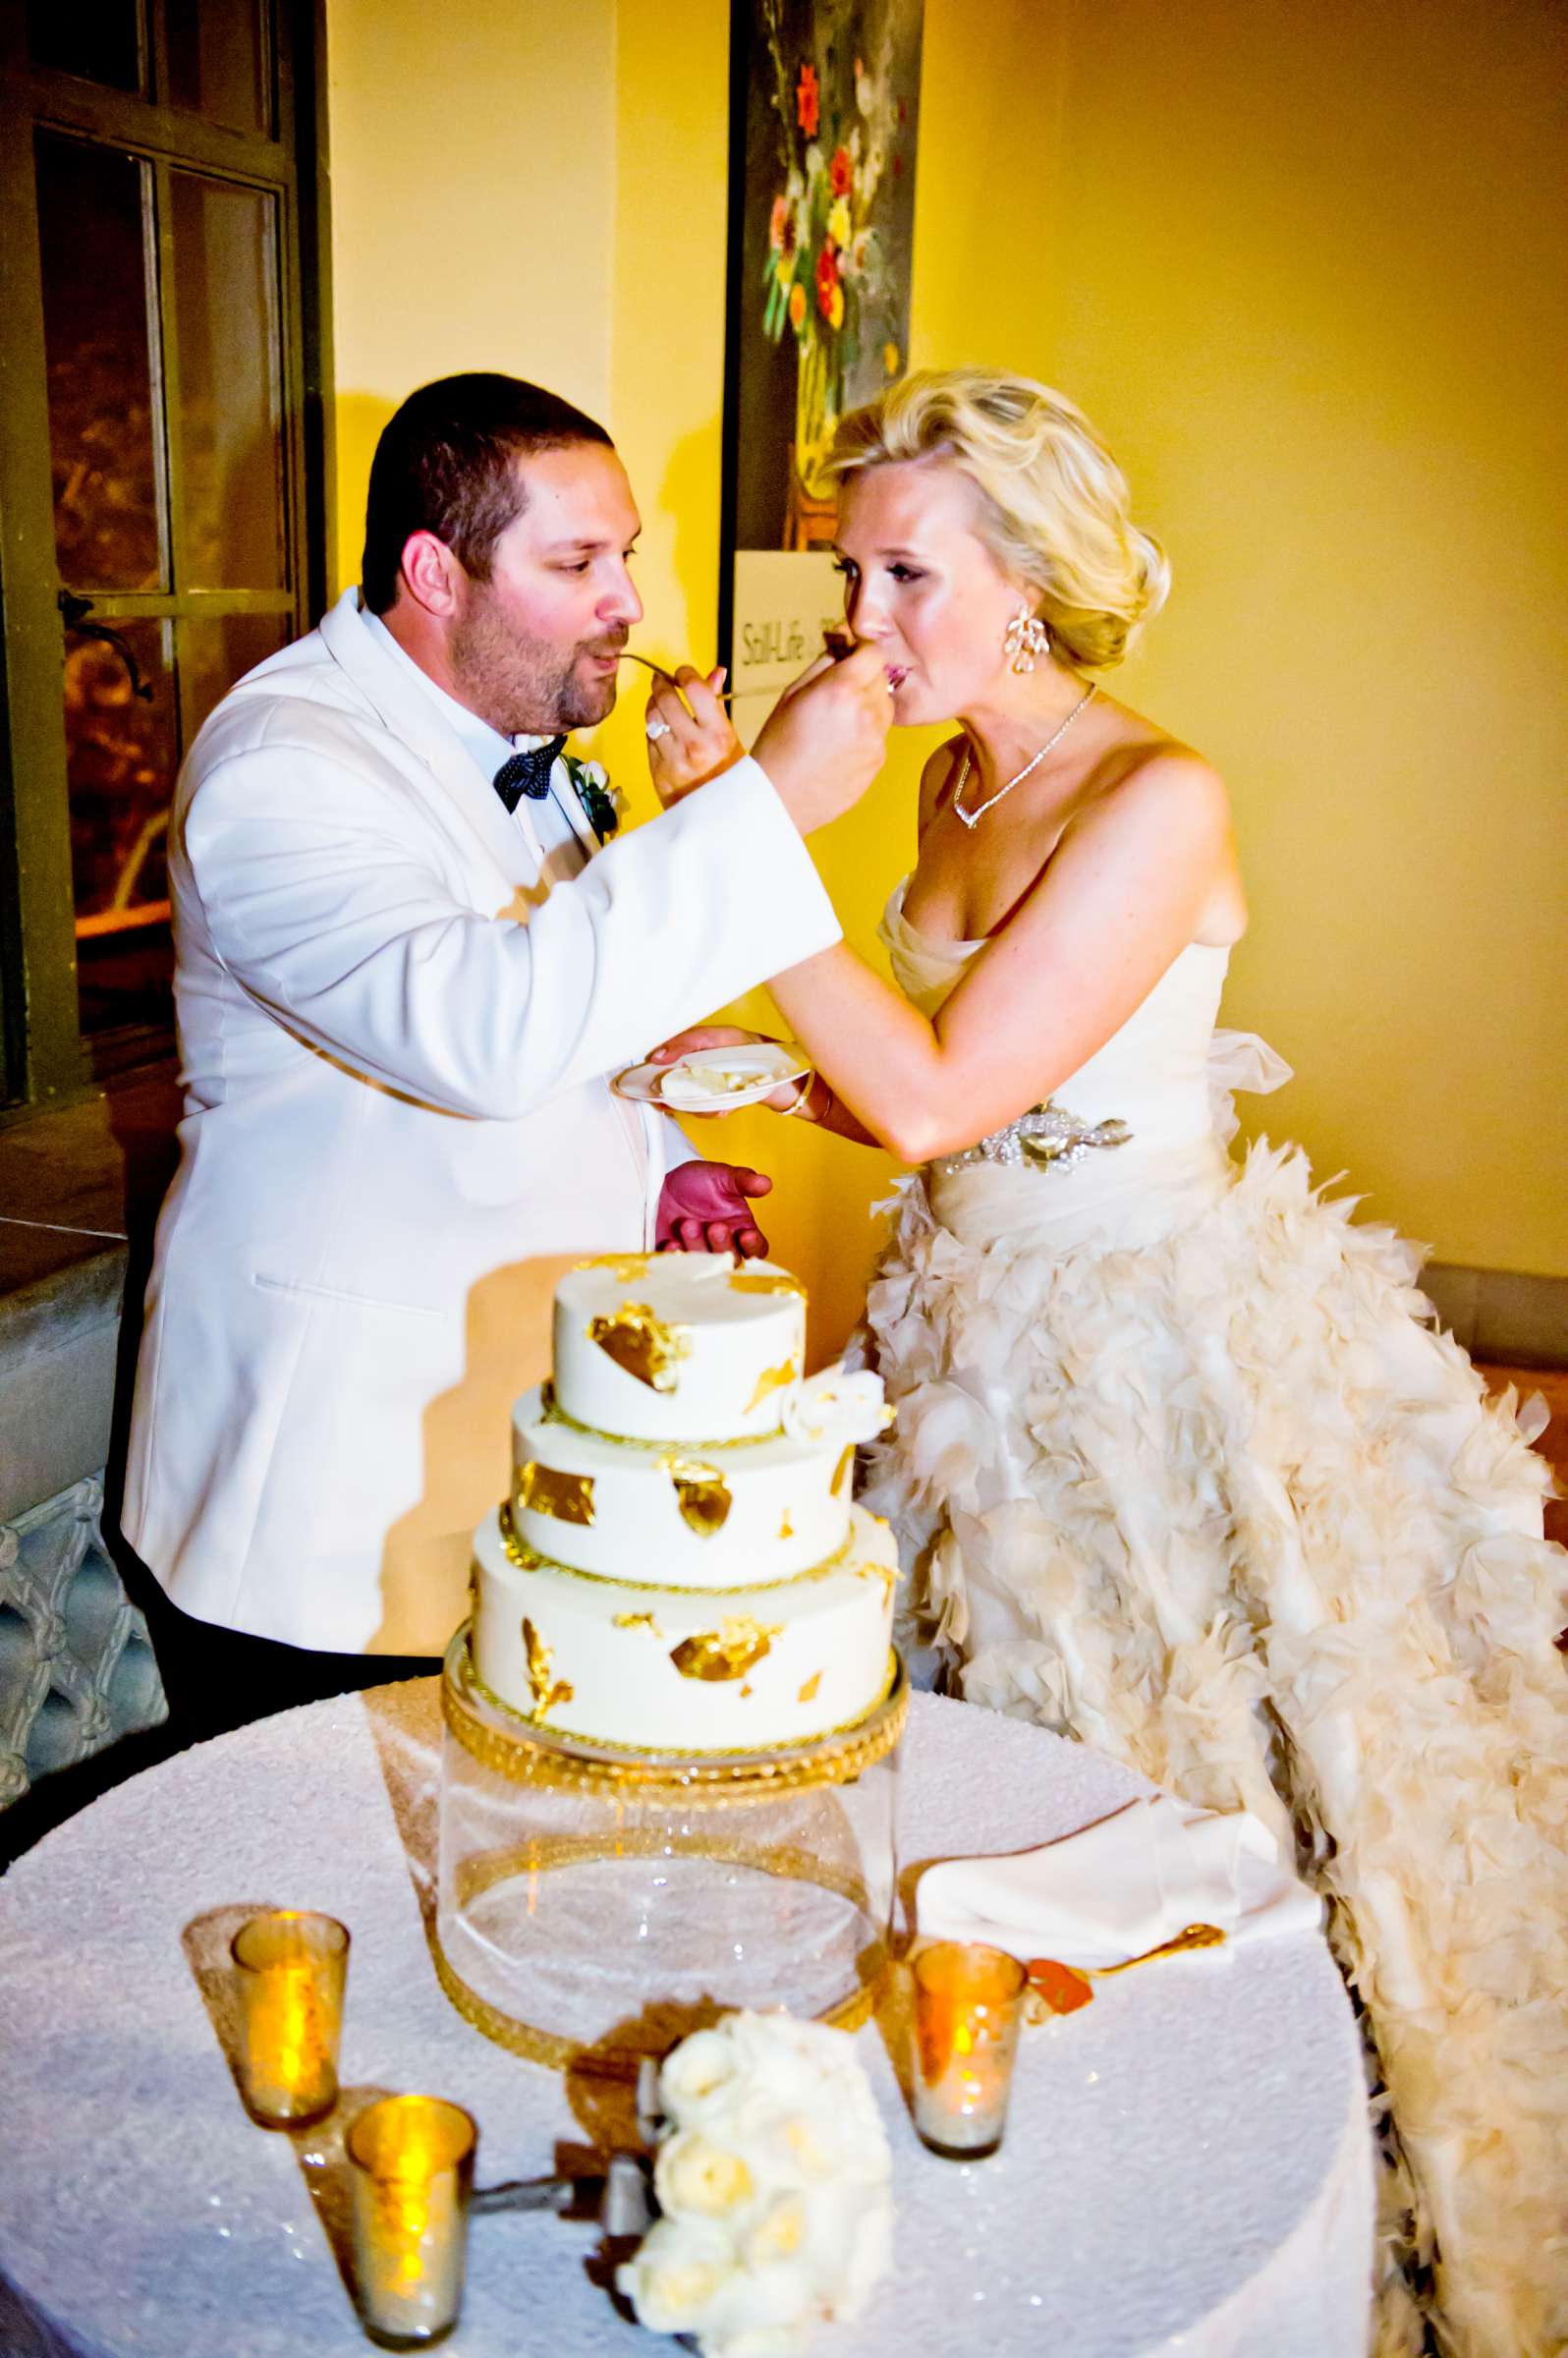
top-left (781, 1368), bottom-right (893, 1451)
top-left (617, 2010), bottom-right (893, 2357)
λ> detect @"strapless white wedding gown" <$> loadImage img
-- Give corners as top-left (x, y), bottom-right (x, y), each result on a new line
top-left (862, 881), bottom-right (1568, 2358)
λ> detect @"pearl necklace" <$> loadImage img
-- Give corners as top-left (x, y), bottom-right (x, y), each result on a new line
top-left (952, 682), bottom-right (1098, 828)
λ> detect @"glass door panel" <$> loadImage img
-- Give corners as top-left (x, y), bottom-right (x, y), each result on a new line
top-left (168, 169), bottom-right (286, 588)
top-left (65, 617), bottom-right (174, 934)
top-left (176, 612), bottom-right (287, 750)
top-left (163, 0), bottom-right (270, 135)
top-left (62, 609), bottom-right (290, 1042)
top-left (5, 0), bottom-right (313, 1099)
top-left (26, 0), bottom-right (144, 93)
top-left (35, 132), bottom-right (166, 593)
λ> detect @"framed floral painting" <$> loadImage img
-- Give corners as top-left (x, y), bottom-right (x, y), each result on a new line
top-left (719, 0), bottom-right (924, 729)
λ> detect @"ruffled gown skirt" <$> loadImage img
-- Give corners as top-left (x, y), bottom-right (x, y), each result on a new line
top-left (861, 1128), bottom-right (1568, 2358)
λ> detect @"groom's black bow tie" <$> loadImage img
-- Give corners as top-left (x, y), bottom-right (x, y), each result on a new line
top-left (492, 738), bottom-right (567, 813)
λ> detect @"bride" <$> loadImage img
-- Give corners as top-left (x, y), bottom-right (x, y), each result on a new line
top-left (644, 368), bottom-right (1567, 2358)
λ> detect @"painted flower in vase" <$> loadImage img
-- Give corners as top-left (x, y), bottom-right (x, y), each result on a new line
top-left (756, 4), bottom-right (916, 543)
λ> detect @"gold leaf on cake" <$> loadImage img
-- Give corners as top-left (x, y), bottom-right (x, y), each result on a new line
top-left (797, 1670), bottom-right (822, 1704)
top-left (745, 1358), bottom-right (799, 1416)
top-left (857, 1555), bottom-right (896, 1604)
top-left (778, 1510), bottom-right (795, 1541)
top-left (518, 1461), bottom-right (596, 1525)
top-left (729, 1270), bottom-right (806, 1299)
top-left (613, 1611), bottom-right (662, 1635)
top-left (576, 1253), bottom-right (653, 1280)
top-left (669, 1618), bottom-right (783, 1682)
top-left (588, 1303), bottom-right (692, 1392)
top-left (521, 1617), bottom-right (574, 1720)
top-left (467, 1564), bottom-right (481, 1623)
top-left (662, 1456), bottom-right (733, 1536)
top-left (831, 1443), bottom-right (856, 1497)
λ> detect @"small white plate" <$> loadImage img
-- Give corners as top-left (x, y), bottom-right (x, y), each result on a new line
top-left (615, 1042), bottom-right (811, 1112)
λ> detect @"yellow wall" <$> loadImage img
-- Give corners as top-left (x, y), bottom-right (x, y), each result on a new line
top-left (325, 0), bottom-right (618, 586)
top-left (324, 0), bottom-right (1567, 1355)
top-left (1020, 0), bottom-right (1568, 1281)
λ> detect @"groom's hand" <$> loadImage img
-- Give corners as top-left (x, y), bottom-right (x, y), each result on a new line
top-left (644, 667), bottom-right (741, 806)
top-left (649, 1024), bottom-right (770, 1085)
top-left (655, 1161), bottom-right (773, 1259)
top-left (752, 639), bottom-right (893, 834)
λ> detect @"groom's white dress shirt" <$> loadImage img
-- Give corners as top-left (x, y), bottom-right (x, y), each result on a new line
top-left (123, 587), bottom-right (838, 1655)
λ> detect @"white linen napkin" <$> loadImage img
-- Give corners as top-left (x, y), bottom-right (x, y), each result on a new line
top-left (915, 1796), bottom-right (1321, 1969)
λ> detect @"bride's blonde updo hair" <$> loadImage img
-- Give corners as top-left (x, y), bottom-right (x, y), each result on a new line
top-left (830, 367), bottom-right (1170, 669)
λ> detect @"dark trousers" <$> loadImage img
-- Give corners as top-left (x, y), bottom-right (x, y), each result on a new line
top-left (0, 1543), bottom-right (440, 1869)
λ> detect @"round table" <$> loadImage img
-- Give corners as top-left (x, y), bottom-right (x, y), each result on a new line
top-left (0, 1682), bottom-right (1372, 2357)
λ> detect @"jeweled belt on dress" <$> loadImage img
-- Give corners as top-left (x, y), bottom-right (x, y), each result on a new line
top-left (931, 1102), bottom-right (1134, 1178)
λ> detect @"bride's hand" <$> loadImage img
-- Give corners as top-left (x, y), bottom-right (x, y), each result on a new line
top-left (645, 667), bottom-right (741, 805)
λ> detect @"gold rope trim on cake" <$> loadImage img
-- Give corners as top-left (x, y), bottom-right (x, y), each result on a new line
top-left (443, 1627), bottom-right (906, 1798)
top-left (498, 1498), bottom-right (857, 1599)
top-left (536, 1383), bottom-right (792, 1455)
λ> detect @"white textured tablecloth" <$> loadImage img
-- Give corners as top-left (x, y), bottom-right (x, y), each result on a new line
top-left (0, 1683), bottom-right (1372, 2357)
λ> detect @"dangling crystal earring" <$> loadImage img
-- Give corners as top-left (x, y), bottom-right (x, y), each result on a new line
top-left (1003, 605), bottom-right (1049, 674)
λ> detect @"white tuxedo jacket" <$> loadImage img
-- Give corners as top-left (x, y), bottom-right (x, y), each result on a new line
top-left (123, 588), bottom-right (840, 1653)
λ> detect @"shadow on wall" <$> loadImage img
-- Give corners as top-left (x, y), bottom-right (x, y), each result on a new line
top-left (584, 409), bottom-right (727, 823)
top-left (331, 391), bottom-right (399, 596)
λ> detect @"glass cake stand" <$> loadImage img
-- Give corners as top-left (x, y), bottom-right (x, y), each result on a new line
top-left (434, 1625), bottom-right (907, 2073)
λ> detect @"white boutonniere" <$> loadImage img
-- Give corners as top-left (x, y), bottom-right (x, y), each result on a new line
top-left (563, 754), bottom-right (624, 843)
top-left (618, 2011), bottom-right (894, 2356)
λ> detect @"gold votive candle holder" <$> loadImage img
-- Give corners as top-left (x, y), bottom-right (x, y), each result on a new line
top-left (230, 1910), bottom-right (350, 2128)
top-left (347, 2095), bottom-right (477, 2349)
top-left (911, 1940), bottom-right (1027, 2160)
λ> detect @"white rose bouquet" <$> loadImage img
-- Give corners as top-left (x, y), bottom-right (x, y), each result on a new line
top-left (616, 2011), bottom-right (894, 2357)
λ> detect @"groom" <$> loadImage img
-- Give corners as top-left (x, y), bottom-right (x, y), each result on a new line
top-left (118, 370), bottom-right (891, 1744)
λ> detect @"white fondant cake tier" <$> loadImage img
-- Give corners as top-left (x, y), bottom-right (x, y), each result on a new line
top-left (510, 1384), bottom-right (855, 1589)
top-left (471, 1502), bottom-right (898, 1753)
top-left (554, 1254), bottom-right (807, 1442)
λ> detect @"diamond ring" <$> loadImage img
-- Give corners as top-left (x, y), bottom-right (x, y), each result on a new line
top-left (644, 715), bottom-right (671, 743)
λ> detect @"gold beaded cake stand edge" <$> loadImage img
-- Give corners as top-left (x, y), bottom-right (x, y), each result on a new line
top-left (440, 1624), bottom-right (908, 1805)
top-left (433, 1628), bottom-right (906, 2073)
top-left (430, 1924), bottom-right (883, 2076)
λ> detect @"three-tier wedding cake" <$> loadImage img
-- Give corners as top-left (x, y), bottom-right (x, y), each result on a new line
top-left (468, 1253), bottom-right (898, 1754)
